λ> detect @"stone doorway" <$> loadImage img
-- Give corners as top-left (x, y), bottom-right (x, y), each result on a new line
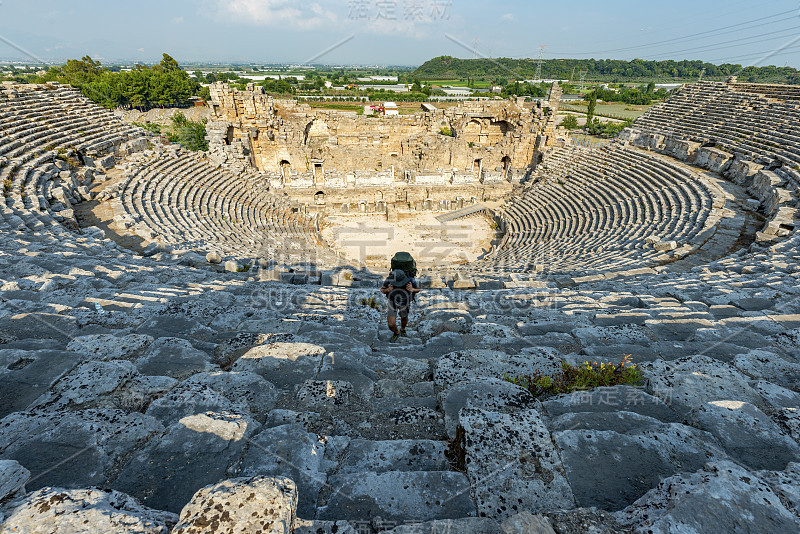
top-left (280, 160), bottom-right (291, 184)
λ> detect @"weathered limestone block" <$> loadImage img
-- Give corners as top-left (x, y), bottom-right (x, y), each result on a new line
top-left (0, 487), bottom-right (177, 534)
top-left (439, 377), bottom-right (537, 438)
top-left (235, 423), bottom-right (330, 518)
top-left (112, 411), bottom-right (260, 513)
top-left (231, 342), bottom-right (327, 390)
top-left (144, 382), bottom-right (251, 426)
top-left (694, 146), bottom-right (732, 173)
top-left (500, 512), bottom-right (556, 534)
top-left (686, 400), bottom-right (800, 470)
top-left (724, 156), bottom-right (762, 186)
top-left (28, 359), bottom-right (138, 410)
top-left (663, 138), bottom-right (701, 161)
top-left (0, 409), bottom-right (164, 490)
top-left (336, 439), bottom-right (449, 474)
top-left (653, 240), bottom-right (678, 251)
top-left (457, 406), bottom-right (575, 519)
top-left (553, 410), bottom-right (728, 510)
top-left (756, 462), bottom-right (800, 517)
top-left (385, 518), bottom-right (500, 533)
top-left (224, 259), bottom-right (242, 272)
top-left (133, 336), bottom-right (214, 379)
top-left (0, 348), bottom-right (83, 417)
top-left (762, 206), bottom-right (800, 236)
top-left (172, 477), bottom-right (297, 534)
top-left (0, 459), bottom-right (29, 502)
top-left (641, 355), bottom-right (767, 415)
top-left (292, 520), bottom-right (358, 534)
top-left (633, 132), bottom-right (666, 150)
top-left (763, 187), bottom-right (795, 215)
top-left (434, 348), bottom-right (564, 395)
top-left (318, 470), bottom-right (475, 522)
top-left (181, 370), bottom-right (279, 421)
top-left (615, 461), bottom-right (800, 533)
top-left (543, 385), bottom-right (678, 423)
top-left (749, 169), bottom-right (787, 213)
top-left (617, 127), bottom-right (640, 144)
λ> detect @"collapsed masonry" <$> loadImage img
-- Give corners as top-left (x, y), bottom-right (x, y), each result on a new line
top-left (205, 82), bottom-right (568, 211)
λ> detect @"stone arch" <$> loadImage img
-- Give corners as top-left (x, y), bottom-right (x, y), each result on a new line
top-left (462, 119), bottom-right (482, 144)
top-left (484, 120), bottom-right (513, 145)
top-left (304, 119), bottom-right (330, 145)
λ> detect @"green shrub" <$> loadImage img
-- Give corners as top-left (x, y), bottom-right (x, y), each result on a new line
top-left (358, 296), bottom-right (380, 310)
top-left (439, 126), bottom-right (454, 137)
top-left (170, 113), bottom-right (208, 151)
top-left (133, 122), bottom-right (162, 135)
top-left (503, 355), bottom-right (643, 398)
top-left (561, 115), bottom-right (579, 130)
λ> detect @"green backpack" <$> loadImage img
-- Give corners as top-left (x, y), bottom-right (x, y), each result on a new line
top-left (391, 251), bottom-right (417, 278)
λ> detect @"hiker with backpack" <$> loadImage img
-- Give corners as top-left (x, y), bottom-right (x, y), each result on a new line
top-left (380, 252), bottom-right (421, 343)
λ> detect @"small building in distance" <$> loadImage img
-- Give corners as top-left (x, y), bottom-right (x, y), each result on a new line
top-left (420, 103), bottom-right (437, 113)
top-left (383, 102), bottom-right (399, 116)
top-left (441, 86), bottom-right (472, 97)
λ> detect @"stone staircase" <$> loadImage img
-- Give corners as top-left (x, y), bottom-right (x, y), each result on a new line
top-left (1, 238), bottom-right (800, 532)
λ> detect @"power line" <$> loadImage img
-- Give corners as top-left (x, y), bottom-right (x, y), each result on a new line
top-left (707, 43), bottom-right (800, 65)
top-left (636, 26), bottom-right (800, 60)
top-left (546, 8), bottom-right (797, 57)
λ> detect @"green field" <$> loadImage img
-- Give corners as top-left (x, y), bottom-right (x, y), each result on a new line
top-left (560, 102), bottom-right (656, 120)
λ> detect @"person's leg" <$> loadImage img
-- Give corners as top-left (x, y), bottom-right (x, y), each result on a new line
top-left (399, 307), bottom-right (409, 335)
top-left (387, 315), bottom-right (399, 334)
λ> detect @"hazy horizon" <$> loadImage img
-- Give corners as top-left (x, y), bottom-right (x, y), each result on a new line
top-left (1, 0), bottom-right (799, 68)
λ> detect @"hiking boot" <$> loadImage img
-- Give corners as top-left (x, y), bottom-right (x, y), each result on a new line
top-left (390, 333), bottom-right (400, 343)
top-left (400, 330), bottom-right (408, 337)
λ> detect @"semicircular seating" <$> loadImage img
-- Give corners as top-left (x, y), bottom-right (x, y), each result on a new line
top-left (469, 143), bottom-right (745, 277)
top-left (0, 83), bottom-right (149, 242)
top-left (113, 151), bottom-right (342, 267)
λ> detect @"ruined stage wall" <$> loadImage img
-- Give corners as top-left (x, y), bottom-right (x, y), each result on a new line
top-left (207, 82), bottom-right (565, 184)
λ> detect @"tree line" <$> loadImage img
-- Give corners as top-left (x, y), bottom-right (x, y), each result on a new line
top-left (413, 56), bottom-right (800, 85)
top-left (38, 54), bottom-right (205, 109)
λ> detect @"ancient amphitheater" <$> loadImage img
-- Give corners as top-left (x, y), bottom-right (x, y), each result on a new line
top-left (0, 77), bottom-right (799, 533)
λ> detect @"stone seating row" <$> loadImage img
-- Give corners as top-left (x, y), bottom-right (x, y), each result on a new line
top-left (116, 152), bottom-right (339, 265)
top-left (475, 144), bottom-right (726, 275)
top-left (628, 81), bottom-right (800, 168)
top-left (0, 84), bottom-right (146, 161)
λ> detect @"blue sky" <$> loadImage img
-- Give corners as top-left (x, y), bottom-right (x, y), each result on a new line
top-left (1, 0), bottom-right (800, 67)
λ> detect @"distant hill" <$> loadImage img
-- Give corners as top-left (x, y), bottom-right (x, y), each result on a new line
top-left (412, 56), bottom-right (800, 85)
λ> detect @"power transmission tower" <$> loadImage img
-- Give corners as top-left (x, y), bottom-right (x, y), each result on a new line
top-left (534, 45), bottom-right (546, 81)
top-left (579, 70), bottom-right (588, 91)
top-left (570, 66), bottom-right (576, 82)
top-left (472, 37), bottom-right (479, 59)
top-left (698, 68), bottom-right (705, 81)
